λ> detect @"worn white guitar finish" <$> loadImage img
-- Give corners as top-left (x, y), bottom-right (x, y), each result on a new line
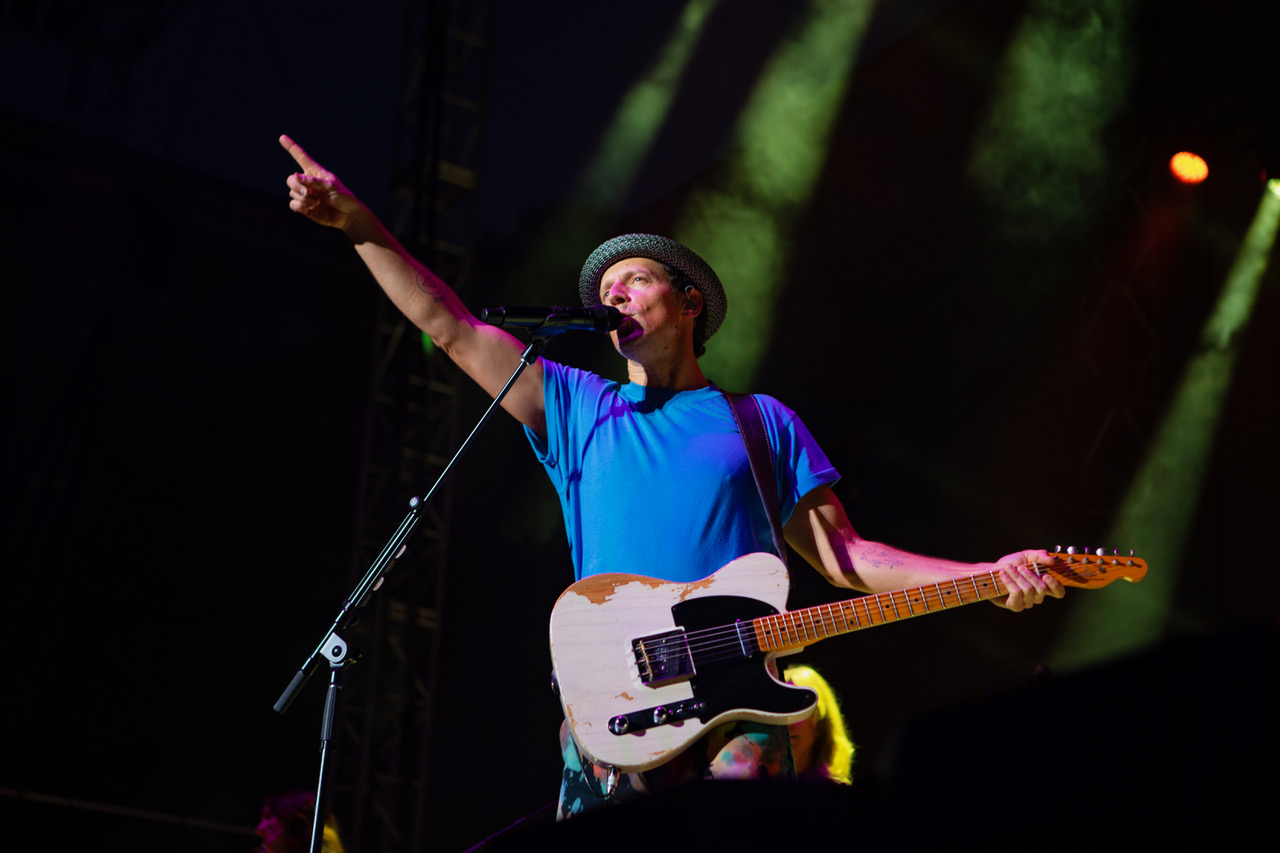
top-left (547, 550), bottom-right (788, 768)
top-left (549, 553), bottom-right (796, 773)
top-left (550, 549), bottom-right (1147, 772)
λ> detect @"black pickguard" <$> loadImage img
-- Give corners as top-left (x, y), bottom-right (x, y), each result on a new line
top-left (671, 594), bottom-right (816, 722)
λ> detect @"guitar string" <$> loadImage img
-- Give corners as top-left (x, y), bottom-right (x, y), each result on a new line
top-left (640, 559), bottom-right (1122, 657)
top-left (678, 598), bottom-right (983, 662)
top-left (635, 560), bottom-right (1135, 673)
top-left (669, 562), bottom-right (1137, 667)
top-left (675, 584), bottom-right (999, 652)
top-left (648, 558), bottom-right (1109, 656)
top-left (651, 582), bottom-right (1008, 669)
top-left (672, 601), bottom-right (996, 668)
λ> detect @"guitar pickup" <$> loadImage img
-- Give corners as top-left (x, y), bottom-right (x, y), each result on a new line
top-left (633, 629), bottom-right (695, 686)
top-left (609, 698), bottom-right (708, 735)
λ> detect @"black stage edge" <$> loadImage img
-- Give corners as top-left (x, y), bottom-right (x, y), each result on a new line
top-left (471, 620), bottom-right (1277, 852)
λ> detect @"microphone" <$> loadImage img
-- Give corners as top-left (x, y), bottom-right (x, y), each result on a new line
top-left (480, 305), bottom-right (622, 332)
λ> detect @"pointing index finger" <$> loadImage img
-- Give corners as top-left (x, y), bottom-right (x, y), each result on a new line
top-left (279, 134), bottom-right (322, 175)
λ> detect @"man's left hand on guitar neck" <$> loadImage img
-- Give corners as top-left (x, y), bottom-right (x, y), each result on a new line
top-left (984, 549), bottom-right (1065, 611)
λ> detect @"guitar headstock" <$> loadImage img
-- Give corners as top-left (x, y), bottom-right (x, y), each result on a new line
top-left (1038, 547), bottom-right (1147, 588)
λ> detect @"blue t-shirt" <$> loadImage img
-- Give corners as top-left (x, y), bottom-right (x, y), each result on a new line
top-left (526, 360), bottom-right (839, 582)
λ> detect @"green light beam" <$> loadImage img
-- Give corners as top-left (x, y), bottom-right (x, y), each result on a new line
top-left (577, 0), bottom-right (721, 208)
top-left (1051, 181), bottom-right (1280, 671)
top-left (460, 3), bottom-right (722, 540)
top-left (676, 0), bottom-right (877, 390)
top-left (965, 0), bottom-right (1137, 253)
top-left (496, 0), bottom-right (722, 310)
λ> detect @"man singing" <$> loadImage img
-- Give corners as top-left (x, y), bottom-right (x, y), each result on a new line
top-left (280, 135), bottom-right (1063, 818)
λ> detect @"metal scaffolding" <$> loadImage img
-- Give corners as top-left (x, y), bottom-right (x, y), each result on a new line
top-left (331, 2), bottom-right (493, 851)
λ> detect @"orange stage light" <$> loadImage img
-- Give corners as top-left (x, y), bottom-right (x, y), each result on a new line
top-left (1170, 151), bottom-right (1208, 184)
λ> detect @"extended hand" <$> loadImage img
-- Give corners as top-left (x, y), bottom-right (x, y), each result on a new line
top-left (992, 549), bottom-right (1064, 612)
top-left (280, 134), bottom-right (363, 231)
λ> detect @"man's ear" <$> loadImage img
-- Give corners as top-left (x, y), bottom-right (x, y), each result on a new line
top-left (683, 285), bottom-right (703, 318)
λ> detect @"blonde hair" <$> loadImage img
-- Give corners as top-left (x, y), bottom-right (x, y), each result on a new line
top-left (261, 790), bottom-right (346, 853)
top-left (784, 664), bottom-right (855, 784)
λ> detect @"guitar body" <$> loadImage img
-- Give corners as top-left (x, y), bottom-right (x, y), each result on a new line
top-left (549, 553), bottom-right (816, 772)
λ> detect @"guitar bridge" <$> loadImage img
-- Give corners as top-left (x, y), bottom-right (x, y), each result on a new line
top-left (633, 629), bottom-right (695, 686)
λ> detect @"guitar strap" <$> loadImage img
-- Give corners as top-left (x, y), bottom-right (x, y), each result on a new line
top-left (722, 390), bottom-right (788, 567)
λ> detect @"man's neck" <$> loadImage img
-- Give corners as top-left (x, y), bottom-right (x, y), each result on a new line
top-left (624, 351), bottom-right (708, 391)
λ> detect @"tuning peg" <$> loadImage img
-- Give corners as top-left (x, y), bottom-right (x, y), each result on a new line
top-left (1066, 545), bottom-right (1076, 555)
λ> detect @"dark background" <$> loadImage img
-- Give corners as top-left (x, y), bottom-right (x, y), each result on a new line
top-left (3, 0), bottom-right (1278, 849)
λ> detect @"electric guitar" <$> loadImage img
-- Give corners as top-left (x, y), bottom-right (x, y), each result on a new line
top-left (549, 548), bottom-right (1147, 772)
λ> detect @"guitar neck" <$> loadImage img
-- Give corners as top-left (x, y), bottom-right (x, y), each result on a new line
top-left (752, 571), bottom-right (1011, 652)
top-left (751, 549), bottom-right (1147, 652)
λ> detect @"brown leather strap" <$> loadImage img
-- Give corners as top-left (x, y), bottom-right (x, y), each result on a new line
top-left (723, 391), bottom-right (787, 567)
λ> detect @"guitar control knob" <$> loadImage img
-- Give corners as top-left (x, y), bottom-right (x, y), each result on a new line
top-left (652, 706), bottom-right (669, 725)
top-left (609, 715), bottom-right (630, 735)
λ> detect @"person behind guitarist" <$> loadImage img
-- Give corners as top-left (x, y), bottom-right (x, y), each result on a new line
top-left (279, 135), bottom-right (1064, 819)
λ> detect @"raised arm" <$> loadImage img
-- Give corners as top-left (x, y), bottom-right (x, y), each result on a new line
top-left (280, 135), bottom-right (547, 434)
top-left (783, 485), bottom-right (1063, 611)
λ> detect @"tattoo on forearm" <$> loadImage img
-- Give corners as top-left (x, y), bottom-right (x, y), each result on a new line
top-left (859, 546), bottom-right (904, 569)
top-left (415, 269), bottom-right (447, 302)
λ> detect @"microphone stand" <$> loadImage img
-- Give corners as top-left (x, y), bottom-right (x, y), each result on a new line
top-left (272, 325), bottom-right (565, 853)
